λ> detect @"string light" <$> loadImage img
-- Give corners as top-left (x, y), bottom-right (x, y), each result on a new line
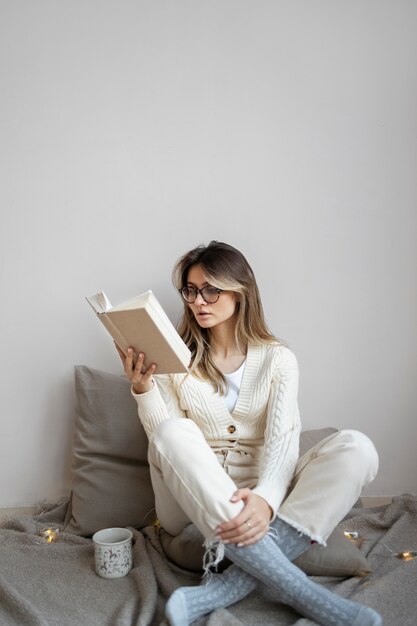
top-left (382, 543), bottom-right (417, 561)
top-left (395, 550), bottom-right (417, 561)
top-left (344, 531), bottom-right (359, 540)
top-left (39, 528), bottom-right (60, 543)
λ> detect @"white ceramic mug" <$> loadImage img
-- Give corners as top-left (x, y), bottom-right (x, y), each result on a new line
top-left (92, 527), bottom-right (133, 578)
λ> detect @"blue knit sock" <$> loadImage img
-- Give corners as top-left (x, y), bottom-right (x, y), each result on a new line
top-left (165, 517), bottom-right (310, 626)
top-left (224, 534), bottom-right (382, 626)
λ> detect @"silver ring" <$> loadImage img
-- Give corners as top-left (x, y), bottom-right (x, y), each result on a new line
top-left (246, 521), bottom-right (252, 529)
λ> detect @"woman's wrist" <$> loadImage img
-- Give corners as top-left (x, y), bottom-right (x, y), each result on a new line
top-left (132, 379), bottom-right (154, 394)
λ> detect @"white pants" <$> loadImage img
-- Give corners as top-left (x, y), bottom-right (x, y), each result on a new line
top-left (148, 418), bottom-right (379, 545)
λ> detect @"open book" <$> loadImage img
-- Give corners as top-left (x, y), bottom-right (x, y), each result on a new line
top-left (86, 290), bottom-right (191, 374)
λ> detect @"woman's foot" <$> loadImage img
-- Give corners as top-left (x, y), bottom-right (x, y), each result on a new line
top-left (165, 517), bottom-right (311, 626)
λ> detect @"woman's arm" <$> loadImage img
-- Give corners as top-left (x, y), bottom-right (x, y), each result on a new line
top-left (131, 373), bottom-right (187, 438)
top-left (252, 346), bottom-right (301, 517)
top-left (215, 346), bottom-right (301, 546)
top-left (116, 344), bottom-right (186, 438)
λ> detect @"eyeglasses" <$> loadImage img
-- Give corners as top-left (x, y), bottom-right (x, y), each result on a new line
top-left (179, 286), bottom-right (223, 304)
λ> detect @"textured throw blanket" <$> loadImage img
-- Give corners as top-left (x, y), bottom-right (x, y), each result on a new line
top-left (0, 495), bottom-right (416, 625)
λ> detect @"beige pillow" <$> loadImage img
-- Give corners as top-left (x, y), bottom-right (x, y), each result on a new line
top-left (298, 427), bottom-right (336, 456)
top-left (160, 522), bottom-right (370, 577)
top-left (64, 366), bottom-right (156, 536)
top-left (160, 523), bottom-right (370, 577)
top-left (294, 526), bottom-right (371, 577)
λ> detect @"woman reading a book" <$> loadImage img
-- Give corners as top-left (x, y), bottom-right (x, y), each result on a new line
top-left (117, 241), bottom-right (381, 626)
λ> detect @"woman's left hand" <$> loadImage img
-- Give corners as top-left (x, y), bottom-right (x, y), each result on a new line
top-left (215, 488), bottom-right (273, 546)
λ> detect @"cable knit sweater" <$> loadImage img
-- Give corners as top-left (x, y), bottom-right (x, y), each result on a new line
top-left (132, 343), bottom-right (301, 517)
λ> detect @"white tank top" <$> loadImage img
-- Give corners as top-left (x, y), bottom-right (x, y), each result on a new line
top-left (224, 360), bottom-right (246, 413)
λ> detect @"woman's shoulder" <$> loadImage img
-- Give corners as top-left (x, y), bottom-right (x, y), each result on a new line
top-left (257, 341), bottom-right (298, 369)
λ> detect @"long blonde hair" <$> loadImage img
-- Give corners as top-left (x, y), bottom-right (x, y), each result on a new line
top-left (172, 241), bottom-right (280, 393)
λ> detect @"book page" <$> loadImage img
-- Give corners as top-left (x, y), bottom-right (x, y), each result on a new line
top-left (86, 291), bottom-right (113, 314)
top-left (110, 291), bottom-right (152, 312)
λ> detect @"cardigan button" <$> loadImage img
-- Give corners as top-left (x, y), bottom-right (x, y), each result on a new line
top-left (227, 425), bottom-right (236, 434)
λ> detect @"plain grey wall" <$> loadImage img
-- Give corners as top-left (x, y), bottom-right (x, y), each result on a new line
top-left (1, 0), bottom-right (416, 507)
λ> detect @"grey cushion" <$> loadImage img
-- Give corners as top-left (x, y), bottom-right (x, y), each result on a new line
top-left (298, 427), bottom-right (337, 456)
top-left (293, 526), bottom-right (371, 577)
top-left (64, 365), bottom-right (156, 536)
top-left (160, 523), bottom-right (371, 577)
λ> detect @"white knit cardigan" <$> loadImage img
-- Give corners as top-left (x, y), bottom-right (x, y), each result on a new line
top-left (132, 343), bottom-right (301, 517)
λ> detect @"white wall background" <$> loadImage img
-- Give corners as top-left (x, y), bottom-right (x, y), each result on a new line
top-left (1, 0), bottom-right (416, 507)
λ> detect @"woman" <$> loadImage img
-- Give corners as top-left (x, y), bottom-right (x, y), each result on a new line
top-left (117, 241), bottom-right (381, 626)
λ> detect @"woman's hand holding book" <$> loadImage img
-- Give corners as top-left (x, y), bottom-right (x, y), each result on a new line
top-left (115, 343), bottom-right (156, 394)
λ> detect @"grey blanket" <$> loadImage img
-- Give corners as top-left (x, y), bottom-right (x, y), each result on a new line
top-left (0, 495), bottom-right (416, 625)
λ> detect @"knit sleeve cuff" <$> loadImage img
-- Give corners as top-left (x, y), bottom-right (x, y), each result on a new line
top-left (131, 383), bottom-right (170, 437)
top-left (252, 483), bottom-right (288, 520)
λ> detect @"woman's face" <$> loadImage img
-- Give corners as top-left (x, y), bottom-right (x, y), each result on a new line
top-left (186, 264), bottom-right (238, 330)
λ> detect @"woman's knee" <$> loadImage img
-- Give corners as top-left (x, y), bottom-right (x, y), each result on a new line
top-left (151, 417), bottom-right (185, 441)
top-left (334, 429), bottom-right (379, 483)
top-left (149, 418), bottom-right (203, 451)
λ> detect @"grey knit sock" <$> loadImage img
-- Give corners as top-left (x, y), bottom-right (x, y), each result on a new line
top-left (224, 534), bottom-right (382, 626)
top-left (165, 517), bottom-right (311, 626)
